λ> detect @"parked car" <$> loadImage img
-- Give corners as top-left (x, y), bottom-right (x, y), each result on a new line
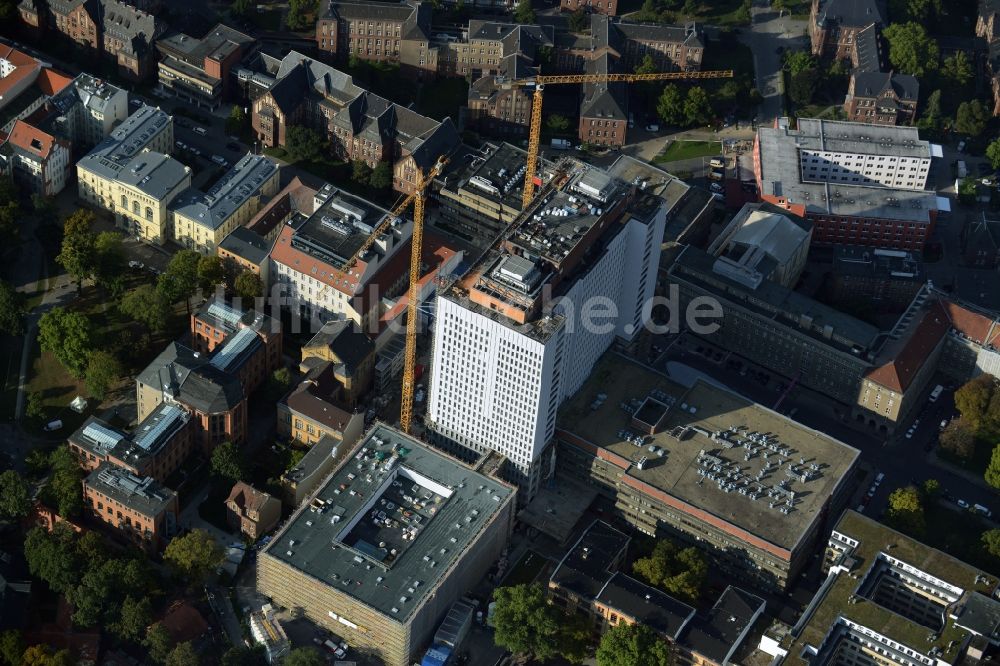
top-left (958, 499), bottom-right (970, 509)
top-left (958, 140), bottom-right (967, 152)
top-left (645, 124), bottom-right (659, 132)
top-left (194, 126), bottom-right (208, 136)
top-left (710, 182), bottom-right (724, 193)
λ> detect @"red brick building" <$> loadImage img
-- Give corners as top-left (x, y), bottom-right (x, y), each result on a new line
top-left (809, 0), bottom-right (885, 60)
top-left (83, 464), bottom-right (178, 550)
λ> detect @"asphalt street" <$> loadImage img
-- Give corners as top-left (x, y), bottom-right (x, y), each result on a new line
top-left (739, 0), bottom-right (810, 123)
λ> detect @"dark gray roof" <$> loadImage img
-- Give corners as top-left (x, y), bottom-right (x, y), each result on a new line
top-left (580, 53), bottom-right (627, 121)
top-left (595, 573), bottom-right (695, 639)
top-left (679, 586), bottom-right (765, 662)
top-left (101, 0), bottom-right (164, 54)
top-left (303, 320), bottom-right (375, 373)
top-left (156, 23), bottom-right (253, 72)
top-left (85, 463), bottom-right (176, 517)
top-left (815, 0), bottom-right (886, 27)
top-left (168, 153), bottom-right (278, 231)
top-left (137, 342), bottom-right (245, 414)
top-left (851, 70), bottom-right (919, 101)
top-left (954, 592), bottom-right (1000, 643)
top-left (219, 226), bottom-right (272, 266)
top-left (618, 20), bottom-right (703, 48)
top-left (550, 520), bottom-right (630, 600)
top-left (852, 23), bottom-right (884, 73)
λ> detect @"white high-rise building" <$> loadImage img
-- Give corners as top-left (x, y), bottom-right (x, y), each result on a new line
top-left (427, 156), bottom-right (676, 498)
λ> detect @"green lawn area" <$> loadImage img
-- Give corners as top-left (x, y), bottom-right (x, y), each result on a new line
top-left (655, 140), bottom-right (721, 163)
top-left (417, 78), bottom-right (469, 124)
top-left (502, 550), bottom-right (547, 586)
top-left (921, 503), bottom-right (998, 575)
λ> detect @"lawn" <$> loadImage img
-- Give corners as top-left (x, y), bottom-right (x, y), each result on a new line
top-left (417, 78), bottom-right (469, 124)
top-left (502, 550), bottom-right (547, 586)
top-left (904, 502), bottom-right (999, 577)
top-left (655, 140), bottom-right (721, 163)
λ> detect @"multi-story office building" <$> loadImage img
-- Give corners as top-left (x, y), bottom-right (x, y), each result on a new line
top-left (40, 73), bottom-right (129, 151)
top-left (190, 298), bottom-right (283, 389)
top-left (276, 362), bottom-right (365, 446)
top-left (3, 119), bottom-right (71, 195)
top-left (136, 342), bottom-right (248, 450)
top-left (83, 463), bottom-right (178, 550)
top-left (217, 227), bottom-right (274, 285)
top-left (170, 153), bottom-right (280, 254)
top-left (76, 104), bottom-right (191, 244)
top-left (19, 0), bottom-right (165, 80)
top-left (809, 0), bottom-right (886, 60)
top-left (778, 510), bottom-right (1000, 666)
top-left (827, 246), bottom-right (925, 312)
top-left (753, 118), bottom-right (945, 251)
top-left (269, 184), bottom-right (411, 328)
top-left (555, 353), bottom-right (859, 592)
top-left (251, 52), bottom-right (458, 194)
top-left (257, 424), bottom-right (515, 666)
top-left (156, 23), bottom-right (255, 109)
top-left (69, 404), bottom-right (196, 482)
top-left (427, 157), bottom-right (672, 498)
top-left (315, 0), bottom-right (436, 77)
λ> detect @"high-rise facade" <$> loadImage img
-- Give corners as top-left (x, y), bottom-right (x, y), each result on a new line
top-left (427, 157), bottom-right (673, 498)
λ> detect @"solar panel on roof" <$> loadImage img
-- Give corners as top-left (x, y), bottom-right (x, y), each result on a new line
top-left (207, 301), bottom-right (243, 328)
top-left (83, 422), bottom-right (125, 451)
top-left (210, 327), bottom-right (259, 371)
top-left (133, 403), bottom-right (184, 451)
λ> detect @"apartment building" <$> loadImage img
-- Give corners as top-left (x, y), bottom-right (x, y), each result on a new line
top-left (779, 510), bottom-right (1000, 666)
top-left (316, 0), bottom-right (436, 77)
top-left (226, 481), bottom-right (282, 540)
top-left (251, 52), bottom-right (458, 194)
top-left (301, 320), bottom-right (376, 402)
top-left (427, 157), bottom-right (671, 498)
top-left (555, 353), bottom-right (859, 592)
top-left (809, 0), bottom-right (886, 60)
top-left (269, 184), bottom-right (411, 328)
top-left (39, 73), bottom-right (129, 151)
top-left (83, 464), bottom-right (178, 550)
top-left (156, 24), bottom-right (255, 109)
top-left (170, 153), bottom-right (280, 254)
top-left (136, 342), bottom-right (247, 450)
top-left (257, 425), bottom-right (515, 666)
top-left (277, 362), bottom-right (365, 447)
top-left (754, 118), bottom-right (945, 251)
top-left (20, 0), bottom-right (165, 80)
top-left (0, 42), bottom-right (75, 138)
top-left (76, 104), bottom-right (192, 245)
top-left (217, 227), bottom-right (274, 285)
top-left (3, 120), bottom-right (71, 195)
top-left (845, 71), bottom-right (919, 126)
top-left (69, 404), bottom-right (196, 482)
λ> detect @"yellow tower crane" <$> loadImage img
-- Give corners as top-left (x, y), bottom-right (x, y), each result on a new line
top-left (506, 70), bottom-right (736, 209)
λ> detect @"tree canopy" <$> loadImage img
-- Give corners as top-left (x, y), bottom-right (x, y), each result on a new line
top-left (120, 284), bottom-right (171, 335)
top-left (56, 209), bottom-right (98, 291)
top-left (986, 445), bottom-right (1000, 490)
top-left (683, 87), bottom-right (712, 127)
top-left (0, 470), bottom-right (31, 520)
top-left (234, 271), bottom-right (264, 302)
top-left (369, 161), bottom-right (393, 190)
top-left (568, 7), bottom-right (589, 32)
top-left (955, 100), bottom-right (989, 137)
top-left (982, 529), bottom-right (1000, 560)
top-left (491, 584), bottom-right (590, 661)
top-left (165, 642), bottom-right (201, 666)
top-left (158, 250), bottom-right (201, 312)
top-left (939, 418), bottom-right (976, 459)
top-left (285, 125), bottom-right (323, 162)
top-left (210, 441), bottom-right (245, 482)
top-left (39, 447), bottom-right (84, 519)
top-left (281, 648), bottom-right (325, 666)
top-left (656, 84), bottom-right (684, 126)
top-left (596, 622), bottom-right (672, 666)
top-left (0, 280), bottom-right (26, 336)
top-left (85, 350), bottom-right (123, 401)
top-left (987, 139), bottom-right (1000, 171)
top-left (887, 485), bottom-right (925, 535)
top-left (38, 307), bottom-right (94, 379)
top-left (883, 22), bottom-right (938, 77)
top-left (164, 529), bottom-right (224, 584)
top-left (632, 539), bottom-right (706, 603)
top-left (514, 0), bottom-right (535, 24)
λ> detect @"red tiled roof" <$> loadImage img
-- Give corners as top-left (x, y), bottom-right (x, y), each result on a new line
top-left (864, 302), bottom-right (950, 392)
top-left (0, 44), bottom-right (40, 99)
top-left (7, 119), bottom-right (58, 159)
top-left (941, 299), bottom-right (999, 347)
top-left (37, 68), bottom-right (73, 96)
top-left (227, 481), bottom-right (274, 513)
top-left (269, 223), bottom-right (367, 297)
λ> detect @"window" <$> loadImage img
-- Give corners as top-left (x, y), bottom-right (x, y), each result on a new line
top-left (145, 206), bottom-right (153, 220)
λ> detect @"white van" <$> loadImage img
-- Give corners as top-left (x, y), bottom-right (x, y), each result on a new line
top-left (44, 419), bottom-right (63, 431)
top-left (709, 157), bottom-right (725, 169)
top-left (929, 384), bottom-right (943, 402)
top-left (193, 126), bottom-right (208, 136)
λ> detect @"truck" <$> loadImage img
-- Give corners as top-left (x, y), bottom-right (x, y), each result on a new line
top-left (420, 600), bottom-right (474, 666)
top-left (551, 138), bottom-right (572, 150)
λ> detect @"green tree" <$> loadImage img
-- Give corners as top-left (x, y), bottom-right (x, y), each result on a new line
top-left (286, 0), bottom-right (318, 30)
top-left (285, 125), bottom-right (323, 162)
top-left (568, 8), bottom-right (589, 32)
top-left (351, 159), bottom-right (373, 184)
top-left (164, 529), bottom-right (224, 584)
top-left (987, 139), bottom-right (1000, 170)
top-left (657, 84), bottom-right (685, 125)
top-left (282, 648), bottom-right (325, 666)
top-left (0, 630), bottom-right (23, 666)
top-left (783, 50), bottom-right (816, 77)
top-left (85, 350), bottom-right (123, 401)
top-left (120, 284), bottom-right (171, 336)
top-left (922, 478), bottom-right (940, 498)
top-left (955, 99), bottom-right (988, 137)
top-left (632, 539), bottom-right (706, 603)
top-left (941, 51), bottom-right (974, 89)
top-left (955, 374), bottom-right (995, 432)
top-left (597, 622), bottom-right (672, 666)
top-left (210, 441), bottom-right (245, 482)
top-left (231, 0), bottom-right (252, 16)
top-left (21, 645), bottom-right (73, 666)
top-left (982, 529), bottom-right (1000, 560)
top-left (166, 642), bottom-right (201, 666)
top-left (197, 255), bottom-right (228, 292)
top-left (985, 444), bottom-right (1000, 489)
top-left (0, 470), bottom-right (31, 520)
top-left (56, 209), bottom-right (98, 291)
top-left (683, 87), bottom-right (712, 127)
top-left (234, 271), bottom-right (264, 301)
top-left (25, 391), bottom-right (45, 422)
top-left (158, 250), bottom-right (201, 313)
top-left (41, 447), bottom-right (84, 519)
top-left (492, 584), bottom-right (580, 661)
top-left (918, 89), bottom-right (943, 132)
top-left (0, 279), bottom-right (26, 336)
top-left (883, 22), bottom-right (938, 77)
top-left (369, 161), bottom-right (393, 190)
top-left (0, 200), bottom-right (18, 247)
top-left (266, 367), bottom-right (294, 401)
top-left (222, 646), bottom-right (267, 666)
top-left (23, 524), bottom-right (81, 594)
top-left (38, 307), bottom-right (94, 378)
top-left (32, 193), bottom-right (57, 226)
top-left (514, 0), bottom-right (535, 23)
top-left (547, 114), bottom-right (571, 133)
top-left (887, 485), bottom-right (925, 535)
top-left (889, 0), bottom-right (940, 22)
top-left (94, 231), bottom-right (125, 293)
top-left (635, 54), bottom-right (657, 75)
top-left (225, 105), bottom-right (246, 136)
top-left (146, 623), bottom-right (175, 664)
top-left (789, 68), bottom-right (818, 106)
